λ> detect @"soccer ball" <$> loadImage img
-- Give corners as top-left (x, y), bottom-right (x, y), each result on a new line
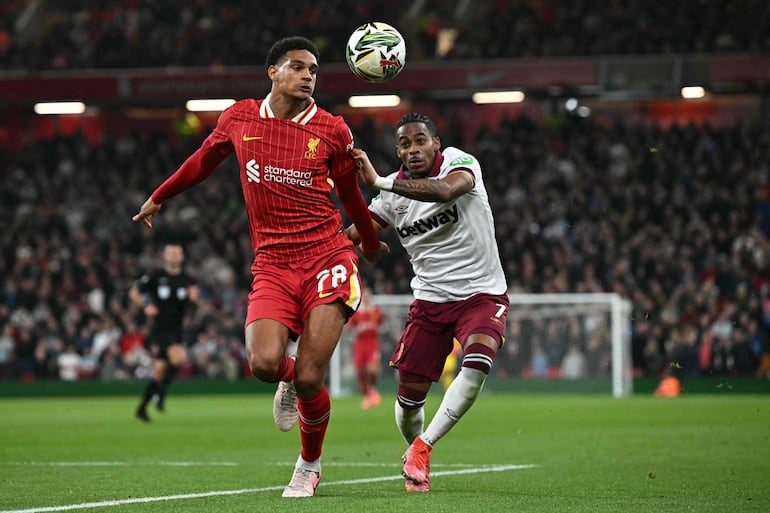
top-left (345, 22), bottom-right (406, 83)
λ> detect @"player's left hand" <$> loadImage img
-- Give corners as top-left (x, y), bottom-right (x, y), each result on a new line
top-left (132, 197), bottom-right (162, 229)
top-left (350, 148), bottom-right (379, 187)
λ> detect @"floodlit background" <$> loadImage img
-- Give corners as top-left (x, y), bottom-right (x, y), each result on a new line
top-left (0, 2), bottom-right (769, 510)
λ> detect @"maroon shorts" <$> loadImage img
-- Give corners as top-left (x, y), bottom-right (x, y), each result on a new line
top-left (389, 293), bottom-right (509, 382)
top-left (246, 247), bottom-right (362, 337)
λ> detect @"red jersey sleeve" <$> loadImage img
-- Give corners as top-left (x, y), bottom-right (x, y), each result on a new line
top-left (328, 119), bottom-right (357, 180)
top-left (330, 119), bottom-right (380, 253)
top-left (151, 108), bottom-right (235, 204)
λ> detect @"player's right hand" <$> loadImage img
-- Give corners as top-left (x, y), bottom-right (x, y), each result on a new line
top-left (350, 148), bottom-right (379, 188)
top-left (132, 197), bottom-right (162, 229)
top-left (361, 240), bottom-right (390, 263)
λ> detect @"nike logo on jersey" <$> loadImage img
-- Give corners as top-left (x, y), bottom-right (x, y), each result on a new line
top-left (318, 291), bottom-right (334, 298)
top-left (242, 135), bottom-right (262, 141)
top-left (396, 204), bottom-right (459, 238)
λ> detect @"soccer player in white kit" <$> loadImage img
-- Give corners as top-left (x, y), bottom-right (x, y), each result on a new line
top-left (347, 113), bottom-right (509, 493)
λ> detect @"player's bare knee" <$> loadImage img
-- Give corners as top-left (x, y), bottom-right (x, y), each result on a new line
top-left (293, 374), bottom-right (323, 398)
top-left (244, 350), bottom-right (279, 381)
top-left (248, 359), bottom-right (275, 381)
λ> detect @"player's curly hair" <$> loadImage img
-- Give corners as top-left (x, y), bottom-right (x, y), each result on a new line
top-left (396, 113), bottom-right (438, 137)
top-left (265, 37), bottom-right (320, 69)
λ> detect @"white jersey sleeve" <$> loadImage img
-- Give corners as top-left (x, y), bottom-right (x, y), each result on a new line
top-left (369, 147), bottom-right (508, 302)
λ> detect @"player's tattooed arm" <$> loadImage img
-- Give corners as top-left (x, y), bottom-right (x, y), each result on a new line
top-left (391, 170), bottom-right (474, 202)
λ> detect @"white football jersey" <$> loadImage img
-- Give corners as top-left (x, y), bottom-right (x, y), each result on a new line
top-left (369, 146), bottom-right (508, 302)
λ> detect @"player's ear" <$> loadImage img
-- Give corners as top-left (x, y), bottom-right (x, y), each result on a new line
top-left (433, 136), bottom-right (441, 150)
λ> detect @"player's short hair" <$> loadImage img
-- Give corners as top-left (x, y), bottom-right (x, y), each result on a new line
top-left (396, 113), bottom-right (438, 137)
top-left (266, 37), bottom-right (320, 69)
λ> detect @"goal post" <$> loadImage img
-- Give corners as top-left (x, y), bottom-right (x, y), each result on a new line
top-left (329, 293), bottom-right (634, 398)
top-left (507, 293), bottom-right (634, 398)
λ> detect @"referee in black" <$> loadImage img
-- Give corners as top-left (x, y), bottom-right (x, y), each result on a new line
top-left (130, 243), bottom-right (199, 422)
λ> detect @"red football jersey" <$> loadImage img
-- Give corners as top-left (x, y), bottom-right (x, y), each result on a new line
top-left (152, 95), bottom-right (378, 264)
top-left (349, 306), bottom-right (383, 343)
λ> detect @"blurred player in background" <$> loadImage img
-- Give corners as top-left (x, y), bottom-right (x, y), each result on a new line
top-left (347, 287), bottom-right (383, 408)
top-left (347, 112), bottom-right (509, 492)
top-left (132, 36), bottom-right (387, 497)
top-left (439, 340), bottom-right (462, 391)
top-left (129, 243), bottom-right (199, 422)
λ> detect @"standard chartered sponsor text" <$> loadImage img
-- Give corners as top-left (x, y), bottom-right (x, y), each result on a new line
top-left (263, 164), bottom-right (313, 187)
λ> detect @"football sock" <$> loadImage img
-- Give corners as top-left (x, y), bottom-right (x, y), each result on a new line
top-left (270, 354), bottom-right (296, 383)
top-left (368, 369), bottom-right (378, 390)
top-left (298, 387), bottom-right (330, 462)
top-left (460, 343), bottom-right (496, 374)
top-left (139, 380), bottom-right (160, 409)
top-left (162, 364), bottom-right (177, 387)
top-left (358, 370), bottom-right (369, 395)
top-left (294, 454), bottom-right (321, 473)
top-left (421, 366), bottom-right (488, 447)
top-left (395, 400), bottom-right (425, 444)
top-left (157, 365), bottom-right (177, 403)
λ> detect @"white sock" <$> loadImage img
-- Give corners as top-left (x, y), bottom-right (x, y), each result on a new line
top-left (421, 367), bottom-right (487, 447)
top-left (395, 400), bottom-right (424, 444)
top-left (296, 454), bottom-right (321, 472)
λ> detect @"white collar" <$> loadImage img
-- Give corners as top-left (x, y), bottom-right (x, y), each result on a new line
top-left (260, 93), bottom-right (317, 125)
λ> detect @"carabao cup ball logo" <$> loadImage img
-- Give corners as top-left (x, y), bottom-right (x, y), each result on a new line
top-left (346, 22), bottom-right (406, 83)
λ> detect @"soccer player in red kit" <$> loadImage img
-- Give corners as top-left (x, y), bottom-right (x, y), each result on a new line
top-left (347, 287), bottom-right (383, 408)
top-left (132, 36), bottom-right (387, 498)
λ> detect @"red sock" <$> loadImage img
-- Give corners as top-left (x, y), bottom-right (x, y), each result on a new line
top-left (270, 355), bottom-right (295, 383)
top-left (298, 387), bottom-right (330, 462)
top-left (358, 370), bottom-right (369, 395)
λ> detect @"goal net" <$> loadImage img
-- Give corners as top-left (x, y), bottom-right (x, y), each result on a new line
top-left (330, 293), bottom-right (633, 398)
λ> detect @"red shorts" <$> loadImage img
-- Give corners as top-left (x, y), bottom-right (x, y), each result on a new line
top-left (354, 336), bottom-right (380, 369)
top-left (246, 246), bottom-right (362, 337)
top-left (389, 293), bottom-right (509, 381)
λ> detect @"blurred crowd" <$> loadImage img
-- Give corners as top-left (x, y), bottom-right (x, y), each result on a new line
top-left (2, 111), bottom-right (770, 383)
top-left (1, 0), bottom-right (767, 71)
top-left (1, 0), bottom-right (770, 384)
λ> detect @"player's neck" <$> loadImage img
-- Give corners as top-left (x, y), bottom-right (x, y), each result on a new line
top-left (269, 94), bottom-right (310, 120)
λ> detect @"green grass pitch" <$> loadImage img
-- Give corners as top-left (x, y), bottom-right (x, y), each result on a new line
top-left (1, 392), bottom-right (768, 513)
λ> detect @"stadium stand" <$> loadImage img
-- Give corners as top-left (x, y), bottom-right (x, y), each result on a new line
top-left (1, 0), bottom-right (769, 384)
top-left (1, 0), bottom-right (767, 70)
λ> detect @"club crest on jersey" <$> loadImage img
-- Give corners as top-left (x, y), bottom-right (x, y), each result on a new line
top-left (396, 204), bottom-right (459, 238)
top-left (304, 137), bottom-right (320, 159)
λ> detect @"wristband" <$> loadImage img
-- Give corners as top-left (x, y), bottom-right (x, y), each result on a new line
top-left (372, 176), bottom-right (394, 191)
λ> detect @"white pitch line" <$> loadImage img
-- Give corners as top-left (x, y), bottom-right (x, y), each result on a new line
top-left (0, 463), bottom-right (537, 513)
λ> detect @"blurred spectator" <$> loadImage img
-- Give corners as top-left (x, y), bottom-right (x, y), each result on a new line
top-left (0, 324), bottom-right (15, 379)
top-left (529, 339), bottom-right (549, 377)
top-left (559, 343), bottom-right (588, 379)
top-left (57, 344), bottom-right (80, 381)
